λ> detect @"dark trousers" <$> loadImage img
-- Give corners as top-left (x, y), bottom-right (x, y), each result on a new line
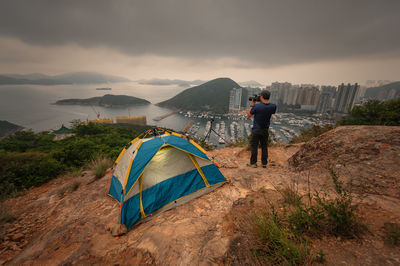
top-left (250, 129), bottom-right (269, 165)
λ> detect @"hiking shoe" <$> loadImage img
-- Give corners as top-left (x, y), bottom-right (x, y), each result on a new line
top-left (246, 163), bottom-right (257, 168)
top-left (262, 164), bottom-right (267, 168)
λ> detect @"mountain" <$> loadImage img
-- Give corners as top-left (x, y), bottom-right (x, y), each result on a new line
top-left (364, 81), bottom-right (400, 100)
top-left (137, 79), bottom-right (206, 87)
top-left (0, 120), bottom-right (23, 138)
top-left (239, 80), bottom-right (264, 87)
top-left (157, 78), bottom-right (241, 113)
top-left (0, 72), bottom-right (130, 85)
top-left (55, 94), bottom-right (150, 107)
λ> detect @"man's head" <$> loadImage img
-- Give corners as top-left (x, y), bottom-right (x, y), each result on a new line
top-left (260, 90), bottom-right (271, 102)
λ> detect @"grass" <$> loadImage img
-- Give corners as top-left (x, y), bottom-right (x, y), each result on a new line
top-left (290, 124), bottom-right (335, 144)
top-left (227, 137), bottom-right (250, 148)
top-left (0, 208), bottom-right (15, 225)
top-left (252, 209), bottom-right (315, 265)
top-left (383, 222), bottom-right (400, 246)
top-left (245, 168), bottom-right (365, 264)
top-left (277, 181), bottom-right (303, 207)
top-left (89, 157), bottom-right (112, 180)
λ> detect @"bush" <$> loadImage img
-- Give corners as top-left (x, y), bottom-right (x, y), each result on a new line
top-left (0, 123), bottom-right (140, 198)
top-left (338, 97), bottom-right (400, 126)
top-left (290, 124), bottom-right (335, 144)
top-left (252, 209), bottom-right (314, 265)
top-left (285, 168), bottom-right (365, 239)
top-left (0, 152), bottom-right (65, 198)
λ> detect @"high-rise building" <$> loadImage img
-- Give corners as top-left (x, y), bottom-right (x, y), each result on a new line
top-left (296, 87), bottom-right (320, 105)
top-left (246, 87), bottom-right (261, 108)
top-left (270, 82), bottom-right (292, 104)
top-left (334, 83), bottom-right (359, 113)
top-left (316, 86), bottom-right (336, 113)
top-left (284, 86), bottom-right (299, 105)
top-left (229, 87), bottom-right (242, 112)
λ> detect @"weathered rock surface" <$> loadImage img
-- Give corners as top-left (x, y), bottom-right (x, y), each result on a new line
top-left (289, 126), bottom-right (400, 199)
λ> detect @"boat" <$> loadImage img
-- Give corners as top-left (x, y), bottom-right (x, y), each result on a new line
top-left (96, 87), bottom-right (112, 90)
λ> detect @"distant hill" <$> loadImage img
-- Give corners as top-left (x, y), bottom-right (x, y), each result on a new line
top-left (55, 94), bottom-right (150, 107)
top-left (0, 120), bottom-right (23, 138)
top-left (364, 81), bottom-right (400, 100)
top-left (239, 80), bottom-right (264, 87)
top-left (0, 72), bottom-right (130, 85)
top-left (137, 78), bottom-right (206, 87)
top-left (157, 78), bottom-right (242, 113)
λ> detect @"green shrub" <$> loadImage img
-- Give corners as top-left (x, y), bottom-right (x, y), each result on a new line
top-left (0, 123), bottom-right (140, 198)
top-left (287, 168), bottom-right (365, 239)
top-left (338, 97), bottom-right (400, 126)
top-left (277, 182), bottom-right (303, 207)
top-left (0, 152), bottom-right (64, 198)
top-left (252, 208), bottom-right (315, 265)
top-left (52, 138), bottom-right (99, 167)
top-left (290, 124), bottom-right (335, 144)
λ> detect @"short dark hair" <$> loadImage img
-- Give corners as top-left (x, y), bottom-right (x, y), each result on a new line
top-left (261, 90), bottom-right (271, 100)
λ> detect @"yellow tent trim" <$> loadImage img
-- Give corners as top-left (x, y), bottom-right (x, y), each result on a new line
top-left (123, 158), bottom-right (134, 189)
top-left (171, 132), bottom-right (183, 137)
top-left (136, 140), bottom-right (143, 150)
top-left (139, 174), bottom-right (146, 218)
top-left (190, 139), bottom-right (208, 155)
top-left (188, 154), bottom-right (210, 187)
top-left (130, 136), bottom-right (139, 144)
top-left (114, 147), bottom-right (126, 164)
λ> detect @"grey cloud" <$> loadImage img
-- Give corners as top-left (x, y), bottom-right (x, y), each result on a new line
top-left (1, 0), bottom-right (400, 66)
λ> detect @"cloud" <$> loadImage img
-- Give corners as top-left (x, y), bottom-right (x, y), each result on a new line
top-left (1, 0), bottom-right (399, 67)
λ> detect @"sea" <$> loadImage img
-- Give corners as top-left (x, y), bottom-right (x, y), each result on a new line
top-left (0, 81), bottom-right (329, 145)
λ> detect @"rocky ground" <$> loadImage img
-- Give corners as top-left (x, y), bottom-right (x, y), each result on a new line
top-left (0, 126), bottom-right (399, 265)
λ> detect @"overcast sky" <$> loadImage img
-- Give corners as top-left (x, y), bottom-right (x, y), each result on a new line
top-left (0, 0), bottom-right (399, 85)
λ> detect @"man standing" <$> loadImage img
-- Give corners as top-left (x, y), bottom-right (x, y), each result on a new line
top-left (247, 90), bottom-right (277, 168)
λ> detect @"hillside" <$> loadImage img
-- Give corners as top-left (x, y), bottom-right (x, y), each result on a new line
top-left (0, 72), bottom-right (129, 85)
top-left (0, 120), bottom-right (23, 138)
top-left (55, 94), bottom-right (150, 107)
top-left (1, 126), bottom-right (399, 264)
top-left (364, 81), bottom-right (400, 100)
top-left (157, 78), bottom-right (242, 113)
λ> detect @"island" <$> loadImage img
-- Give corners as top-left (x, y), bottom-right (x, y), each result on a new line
top-left (54, 94), bottom-right (150, 107)
top-left (157, 78), bottom-right (242, 114)
top-left (0, 120), bottom-right (23, 138)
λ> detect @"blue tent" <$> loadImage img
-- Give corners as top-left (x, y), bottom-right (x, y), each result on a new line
top-left (108, 129), bottom-right (227, 229)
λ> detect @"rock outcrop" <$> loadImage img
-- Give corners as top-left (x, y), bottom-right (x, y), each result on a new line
top-left (289, 126), bottom-right (400, 198)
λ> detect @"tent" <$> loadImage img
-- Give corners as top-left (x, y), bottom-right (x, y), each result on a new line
top-left (108, 129), bottom-right (227, 229)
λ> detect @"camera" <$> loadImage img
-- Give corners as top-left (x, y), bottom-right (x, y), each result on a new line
top-left (248, 94), bottom-right (261, 102)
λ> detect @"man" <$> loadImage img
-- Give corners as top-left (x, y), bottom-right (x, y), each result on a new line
top-left (247, 90), bottom-right (277, 168)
